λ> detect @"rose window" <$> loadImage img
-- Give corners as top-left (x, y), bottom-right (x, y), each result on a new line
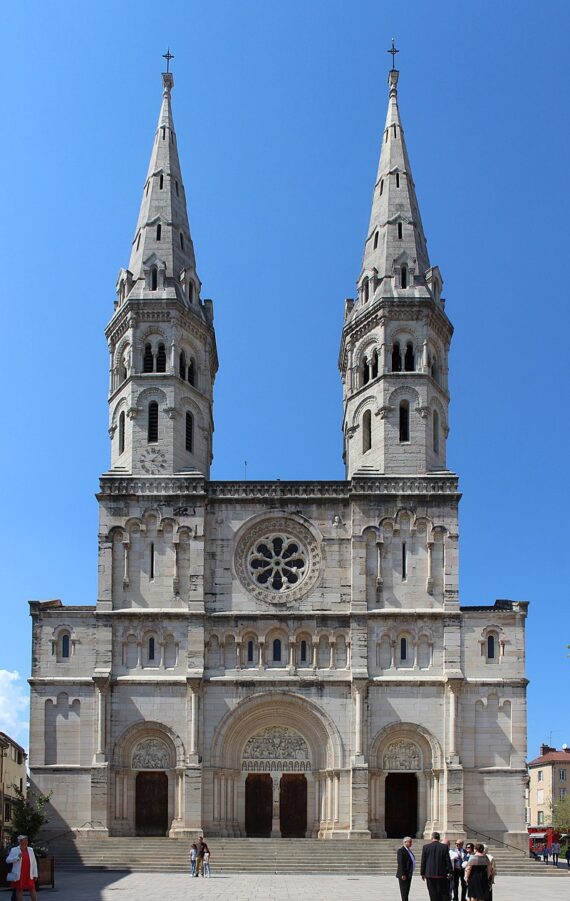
top-left (248, 534), bottom-right (307, 592)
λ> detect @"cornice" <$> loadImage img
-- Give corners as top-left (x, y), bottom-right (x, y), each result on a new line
top-left (97, 474), bottom-right (459, 500)
top-left (98, 475), bottom-right (207, 497)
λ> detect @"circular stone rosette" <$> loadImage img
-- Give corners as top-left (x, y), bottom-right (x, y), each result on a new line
top-left (235, 517), bottom-right (321, 605)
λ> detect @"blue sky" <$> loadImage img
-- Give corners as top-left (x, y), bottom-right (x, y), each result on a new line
top-left (1, 0), bottom-right (568, 757)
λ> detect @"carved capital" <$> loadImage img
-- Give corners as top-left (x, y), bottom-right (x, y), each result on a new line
top-left (126, 406), bottom-right (139, 421)
top-left (376, 405), bottom-right (393, 420)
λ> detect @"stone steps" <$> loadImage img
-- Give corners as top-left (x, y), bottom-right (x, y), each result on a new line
top-left (45, 837), bottom-right (569, 876)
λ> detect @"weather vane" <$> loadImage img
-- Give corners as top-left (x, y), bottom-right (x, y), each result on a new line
top-left (163, 48), bottom-right (174, 73)
top-left (388, 38), bottom-right (399, 70)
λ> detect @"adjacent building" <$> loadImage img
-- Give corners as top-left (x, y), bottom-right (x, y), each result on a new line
top-left (527, 744), bottom-right (570, 826)
top-left (0, 733), bottom-right (27, 846)
top-left (28, 62), bottom-right (529, 848)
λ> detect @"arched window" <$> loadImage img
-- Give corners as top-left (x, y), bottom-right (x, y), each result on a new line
top-left (159, 173), bottom-right (164, 189)
top-left (188, 282), bottom-right (194, 304)
top-left (156, 224), bottom-right (162, 241)
top-left (143, 343), bottom-right (154, 373)
top-left (148, 402), bottom-right (159, 443)
top-left (363, 278), bottom-right (369, 302)
top-left (148, 637), bottom-right (155, 661)
top-left (404, 342), bottom-right (415, 372)
top-left (150, 267), bottom-right (158, 291)
top-left (185, 412), bottom-right (193, 452)
top-left (119, 411), bottom-right (125, 455)
top-left (175, 180), bottom-right (179, 197)
top-left (487, 635), bottom-right (496, 660)
top-left (362, 356), bottom-right (370, 386)
top-left (300, 640), bottom-right (307, 663)
top-left (61, 633), bottom-right (70, 658)
top-left (399, 401), bottom-right (410, 442)
top-left (362, 410), bottom-right (372, 453)
top-left (247, 640), bottom-right (254, 663)
top-left (433, 410), bottom-right (440, 454)
top-left (371, 350), bottom-right (379, 379)
top-left (180, 233), bottom-right (184, 250)
top-left (392, 342), bottom-right (402, 372)
top-left (156, 344), bottom-right (166, 372)
top-left (273, 639), bottom-right (282, 662)
top-left (400, 637), bottom-right (407, 661)
top-left (373, 231), bottom-right (379, 249)
top-left (397, 221), bottom-right (403, 239)
top-left (380, 178), bottom-right (384, 194)
top-left (187, 360), bottom-right (195, 386)
top-left (396, 172), bottom-right (400, 188)
top-left (400, 265), bottom-right (408, 289)
top-left (179, 351), bottom-right (186, 380)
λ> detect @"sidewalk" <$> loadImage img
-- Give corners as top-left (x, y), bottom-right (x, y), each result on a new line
top-left (28, 868), bottom-right (570, 901)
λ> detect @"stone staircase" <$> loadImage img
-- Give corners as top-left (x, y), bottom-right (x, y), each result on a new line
top-left (44, 836), bottom-right (569, 876)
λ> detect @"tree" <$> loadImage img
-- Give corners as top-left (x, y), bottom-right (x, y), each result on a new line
top-left (9, 784), bottom-right (52, 845)
top-left (552, 796), bottom-right (570, 834)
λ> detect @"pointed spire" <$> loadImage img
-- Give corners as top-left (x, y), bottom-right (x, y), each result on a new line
top-left (127, 65), bottom-right (200, 301)
top-left (360, 62), bottom-right (430, 294)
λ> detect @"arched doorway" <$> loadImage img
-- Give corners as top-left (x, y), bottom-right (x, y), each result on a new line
top-left (210, 691), bottom-right (343, 838)
top-left (136, 771), bottom-right (168, 835)
top-left (369, 724), bottom-right (442, 839)
top-left (385, 772), bottom-right (418, 838)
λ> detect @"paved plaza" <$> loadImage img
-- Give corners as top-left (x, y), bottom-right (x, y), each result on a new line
top-left (26, 869), bottom-right (569, 901)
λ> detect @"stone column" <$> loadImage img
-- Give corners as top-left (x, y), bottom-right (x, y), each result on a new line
top-left (448, 684), bottom-right (457, 757)
top-left (311, 640), bottom-right (318, 670)
top-left (93, 675), bottom-right (110, 763)
top-left (288, 638), bottom-right (296, 671)
top-left (329, 640), bottom-right (335, 669)
top-left (353, 684), bottom-right (363, 757)
top-left (190, 682), bottom-right (199, 757)
top-left (376, 538), bottom-right (383, 593)
top-left (271, 773), bottom-right (280, 837)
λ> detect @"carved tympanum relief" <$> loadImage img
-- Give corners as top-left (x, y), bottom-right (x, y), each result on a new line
top-left (383, 740), bottom-right (421, 771)
top-left (241, 726), bottom-right (311, 773)
top-left (131, 738), bottom-right (171, 769)
top-left (235, 518), bottom-right (321, 605)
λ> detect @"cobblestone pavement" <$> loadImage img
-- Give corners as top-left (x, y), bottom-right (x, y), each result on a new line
top-left (35, 869), bottom-right (570, 901)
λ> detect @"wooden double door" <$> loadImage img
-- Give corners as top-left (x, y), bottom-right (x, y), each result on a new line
top-left (245, 773), bottom-right (307, 838)
top-left (135, 771), bottom-right (168, 836)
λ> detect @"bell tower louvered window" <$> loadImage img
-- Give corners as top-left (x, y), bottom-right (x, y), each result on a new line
top-left (156, 344), bottom-right (166, 372)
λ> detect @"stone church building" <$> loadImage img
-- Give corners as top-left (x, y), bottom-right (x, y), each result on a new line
top-left (29, 64), bottom-right (528, 847)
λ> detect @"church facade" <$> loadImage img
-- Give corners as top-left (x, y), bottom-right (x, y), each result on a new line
top-left (28, 65), bottom-right (528, 847)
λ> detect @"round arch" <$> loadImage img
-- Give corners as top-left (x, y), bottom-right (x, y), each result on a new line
top-left (370, 720), bottom-right (442, 770)
top-left (210, 691), bottom-right (344, 771)
top-left (113, 720), bottom-right (185, 769)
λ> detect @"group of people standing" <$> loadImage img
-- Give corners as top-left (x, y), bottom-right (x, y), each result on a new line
top-left (190, 836), bottom-right (211, 877)
top-left (397, 832), bottom-right (495, 901)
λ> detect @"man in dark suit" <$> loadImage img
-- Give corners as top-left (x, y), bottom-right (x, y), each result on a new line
top-left (420, 831), bottom-right (453, 901)
top-left (396, 836), bottom-right (415, 900)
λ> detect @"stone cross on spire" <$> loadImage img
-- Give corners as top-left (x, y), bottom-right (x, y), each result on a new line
top-left (163, 49), bottom-right (174, 73)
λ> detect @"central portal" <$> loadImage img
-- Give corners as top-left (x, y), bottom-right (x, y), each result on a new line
top-left (385, 772), bottom-right (418, 838)
top-left (280, 773), bottom-right (307, 837)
